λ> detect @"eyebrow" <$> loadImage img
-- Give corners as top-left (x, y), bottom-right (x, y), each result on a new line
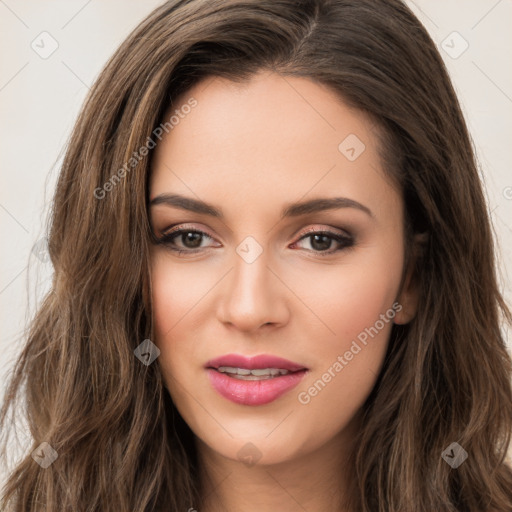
top-left (149, 193), bottom-right (374, 219)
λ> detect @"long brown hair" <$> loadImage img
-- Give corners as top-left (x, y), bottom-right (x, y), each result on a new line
top-left (1, 0), bottom-right (511, 510)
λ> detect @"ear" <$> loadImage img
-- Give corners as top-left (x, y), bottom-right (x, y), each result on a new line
top-left (393, 232), bottom-right (428, 325)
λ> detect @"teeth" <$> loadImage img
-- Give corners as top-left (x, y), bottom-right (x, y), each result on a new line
top-left (216, 366), bottom-right (291, 379)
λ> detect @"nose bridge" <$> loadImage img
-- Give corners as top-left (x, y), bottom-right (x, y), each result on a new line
top-left (218, 235), bottom-right (287, 330)
top-left (233, 242), bottom-right (269, 295)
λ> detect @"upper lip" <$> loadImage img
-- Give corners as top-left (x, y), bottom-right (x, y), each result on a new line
top-left (205, 353), bottom-right (308, 372)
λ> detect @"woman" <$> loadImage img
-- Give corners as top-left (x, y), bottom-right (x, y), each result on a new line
top-left (1, 0), bottom-right (511, 510)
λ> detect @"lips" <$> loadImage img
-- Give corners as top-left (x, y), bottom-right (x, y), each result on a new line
top-left (204, 353), bottom-right (309, 406)
top-left (205, 353), bottom-right (308, 372)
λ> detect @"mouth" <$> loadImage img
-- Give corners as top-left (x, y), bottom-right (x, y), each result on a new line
top-left (204, 353), bottom-right (309, 405)
top-left (208, 366), bottom-right (304, 380)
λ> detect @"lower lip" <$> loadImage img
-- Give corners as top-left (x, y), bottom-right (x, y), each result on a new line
top-left (206, 368), bottom-right (308, 406)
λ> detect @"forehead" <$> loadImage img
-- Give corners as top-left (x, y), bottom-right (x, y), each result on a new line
top-left (150, 71), bottom-right (400, 221)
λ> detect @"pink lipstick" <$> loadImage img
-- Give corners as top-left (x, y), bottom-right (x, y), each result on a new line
top-left (205, 353), bottom-right (308, 406)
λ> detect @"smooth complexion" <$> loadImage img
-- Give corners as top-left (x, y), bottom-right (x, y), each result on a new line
top-left (149, 70), bottom-right (419, 512)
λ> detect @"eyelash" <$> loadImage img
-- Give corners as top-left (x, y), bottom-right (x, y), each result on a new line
top-left (154, 225), bottom-right (354, 257)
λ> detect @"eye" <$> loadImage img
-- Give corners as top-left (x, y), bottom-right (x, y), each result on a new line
top-left (154, 226), bottom-right (219, 255)
top-left (292, 228), bottom-right (354, 256)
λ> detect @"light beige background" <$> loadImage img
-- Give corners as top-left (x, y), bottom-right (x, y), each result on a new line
top-left (1, 0), bottom-right (511, 481)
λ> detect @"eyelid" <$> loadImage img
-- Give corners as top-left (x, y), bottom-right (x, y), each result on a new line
top-left (295, 225), bottom-right (352, 239)
top-left (162, 223), bottom-right (214, 238)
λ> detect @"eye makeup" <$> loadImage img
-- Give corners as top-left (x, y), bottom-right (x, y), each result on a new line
top-left (153, 223), bottom-right (355, 258)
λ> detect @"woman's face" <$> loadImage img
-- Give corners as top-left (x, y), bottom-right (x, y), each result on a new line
top-left (149, 70), bottom-right (416, 466)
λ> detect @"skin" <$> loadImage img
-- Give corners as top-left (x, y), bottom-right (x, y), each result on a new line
top-left (148, 70), bottom-right (419, 512)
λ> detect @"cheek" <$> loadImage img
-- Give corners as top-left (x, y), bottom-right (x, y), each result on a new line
top-left (150, 254), bottom-right (205, 383)
top-left (295, 266), bottom-right (396, 393)
top-left (328, 265), bottom-right (399, 343)
top-left (150, 252), bottom-right (216, 338)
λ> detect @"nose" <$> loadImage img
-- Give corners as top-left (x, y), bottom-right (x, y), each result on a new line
top-left (217, 247), bottom-right (289, 333)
